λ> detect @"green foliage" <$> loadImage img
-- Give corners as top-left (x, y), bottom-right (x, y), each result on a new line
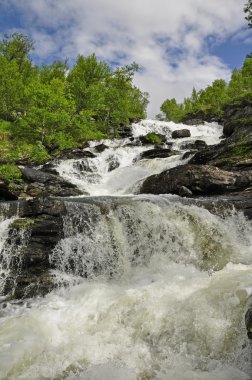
top-left (0, 164), bottom-right (23, 184)
top-left (245, 0), bottom-right (252, 28)
top-left (0, 34), bottom-right (148, 166)
top-left (159, 57), bottom-right (252, 123)
top-left (144, 133), bottom-right (162, 144)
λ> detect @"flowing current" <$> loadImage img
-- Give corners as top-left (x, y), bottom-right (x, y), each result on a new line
top-left (0, 120), bottom-right (252, 380)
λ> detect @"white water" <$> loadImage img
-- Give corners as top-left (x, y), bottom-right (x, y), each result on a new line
top-left (0, 120), bottom-right (252, 380)
top-left (56, 120), bottom-right (223, 196)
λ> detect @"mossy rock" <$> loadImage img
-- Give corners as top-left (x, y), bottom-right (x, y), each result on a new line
top-left (11, 218), bottom-right (35, 231)
top-left (140, 133), bottom-right (163, 144)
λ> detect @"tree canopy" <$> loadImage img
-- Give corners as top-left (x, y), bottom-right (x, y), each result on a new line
top-left (245, 0), bottom-right (252, 28)
top-left (158, 56), bottom-right (252, 123)
top-left (0, 33), bottom-right (148, 167)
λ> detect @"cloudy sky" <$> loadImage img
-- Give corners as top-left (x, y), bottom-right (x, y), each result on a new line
top-left (1, 0), bottom-right (252, 116)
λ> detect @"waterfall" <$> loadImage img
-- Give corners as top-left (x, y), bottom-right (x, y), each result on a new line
top-left (0, 120), bottom-right (252, 380)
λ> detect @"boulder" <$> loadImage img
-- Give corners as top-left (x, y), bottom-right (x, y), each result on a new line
top-left (95, 143), bottom-right (109, 153)
top-left (139, 164), bottom-right (252, 196)
top-left (172, 129), bottom-right (191, 139)
top-left (180, 140), bottom-right (207, 150)
top-left (139, 133), bottom-right (166, 145)
top-left (140, 148), bottom-right (177, 160)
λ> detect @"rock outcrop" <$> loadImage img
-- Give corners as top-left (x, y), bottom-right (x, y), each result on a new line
top-left (0, 167), bottom-right (82, 201)
top-left (139, 164), bottom-right (252, 196)
top-left (1, 198), bottom-right (67, 299)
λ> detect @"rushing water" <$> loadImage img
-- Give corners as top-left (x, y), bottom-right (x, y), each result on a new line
top-left (0, 120), bottom-right (252, 380)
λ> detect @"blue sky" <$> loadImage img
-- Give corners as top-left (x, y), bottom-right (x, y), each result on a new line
top-left (1, 0), bottom-right (252, 117)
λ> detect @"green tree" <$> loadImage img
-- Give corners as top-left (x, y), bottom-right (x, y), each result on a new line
top-left (160, 98), bottom-right (184, 122)
top-left (245, 0), bottom-right (252, 27)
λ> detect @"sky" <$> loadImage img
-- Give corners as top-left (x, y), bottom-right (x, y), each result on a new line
top-left (1, 0), bottom-right (252, 117)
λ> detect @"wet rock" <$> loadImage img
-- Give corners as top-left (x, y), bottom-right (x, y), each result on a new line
top-left (107, 156), bottom-right (120, 171)
top-left (95, 143), bottom-right (109, 153)
top-left (117, 124), bottom-right (133, 138)
top-left (139, 164), bottom-right (252, 196)
top-left (172, 129), bottom-right (191, 139)
top-left (41, 162), bottom-right (59, 175)
top-left (73, 160), bottom-right (94, 173)
top-left (140, 149), bottom-right (177, 160)
top-left (182, 151), bottom-right (197, 160)
top-left (179, 186), bottom-right (193, 197)
top-left (180, 140), bottom-right (207, 150)
top-left (139, 133), bottom-right (166, 145)
top-left (189, 123), bottom-right (252, 170)
top-left (3, 213), bottom-right (64, 298)
top-left (0, 181), bottom-right (18, 201)
top-left (57, 149), bottom-right (96, 160)
top-left (245, 304), bottom-right (252, 339)
top-left (19, 167), bottom-right (82, 198)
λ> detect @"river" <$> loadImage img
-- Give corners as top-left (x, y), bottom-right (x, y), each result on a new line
top-left (0, 120), bottom-right (252, 379)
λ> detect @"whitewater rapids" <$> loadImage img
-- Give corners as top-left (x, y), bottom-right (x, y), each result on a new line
top-left (0, 120), bottom-right (252, 380)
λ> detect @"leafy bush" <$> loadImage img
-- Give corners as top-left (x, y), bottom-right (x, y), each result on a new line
top-left (0, 164), bottom-right (23, 183)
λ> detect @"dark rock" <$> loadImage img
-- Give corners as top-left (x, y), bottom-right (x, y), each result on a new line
top-left (21, 167), bottom-right (52, 183)
top-left (172, 129), bottom-right (191, 139)
top-left (41, 162), bottom-right (59, 175)
top-left (107, 156), bottom-right (120, 171)
top-left (19, 167), bottom-right (82, 198)
top-left (57, 149), bottom-right (96, 160)
top-left (139, 133), bottom-right (166, 145)
top-left (28, 197), bottom-right (67, 217)
top-left (181, 109), bottom-right (222, 125)
top-left (2, 213), bottom-right (64, 298)
top-left (73, 160), bottom-right (94, 173)
top-left (139, 164), bottom-right (252, 196)
top-left (140, 148), bottom-right (177, 160)
top-left (182, 151), bottom-right (197, 160)
top-left (0, 181), bottom-right (18, 201)
top-left (189, 123), bottom-right (252, 170)
top-left (95, 143), bottom-right (109, 153)
top-left (179, 186), bottom-right (193, 197)
top-left (117, 124), bottom-right (133, 139)
top-left (245, 304), bottom-right (252, 339)
top-left (180, 140), bottom-right (207, 150)
top-left (223, 99), bottom-right (252, 137)
top-left (182, 118), bottom-right (205, 126)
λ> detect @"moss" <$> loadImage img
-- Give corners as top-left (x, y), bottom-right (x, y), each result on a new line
top-left (220, 142), bottom-right (252, 162)
top-left (0, 164), bottom-right (23, 184)
top-left (144, 133), bottom-right (162, 144)
top-left (11, 218), bottom-right (35, 231)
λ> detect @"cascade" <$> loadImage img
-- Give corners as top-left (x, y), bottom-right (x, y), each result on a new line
top-left (0, 120), bottom-right (252, 380)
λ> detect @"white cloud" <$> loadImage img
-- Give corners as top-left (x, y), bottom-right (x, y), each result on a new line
top-left (5, 0), bottom-right (250, 116)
